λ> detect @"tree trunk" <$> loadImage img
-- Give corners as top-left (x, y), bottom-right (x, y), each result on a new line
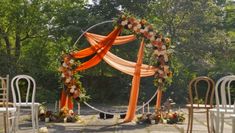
top-left (3, 36), bottom-right (11, 56)
top-left (15, 33), bottom-right (21, 59)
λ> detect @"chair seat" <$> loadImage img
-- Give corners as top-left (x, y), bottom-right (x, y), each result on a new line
top-left (231, 114), bottom-right (235, 118)
top-left (0, 107), bottom-right (17, 112)
top-left (218, 105), bottom-right (234, 108)
top-left (16, 102), bottom-right (40, 107)
top-left (0, 102), bottom-right (13, 107)
top-left (209, 108), bottom-right (234, 113)
top-left (186, 104), bottom-right (213, 108)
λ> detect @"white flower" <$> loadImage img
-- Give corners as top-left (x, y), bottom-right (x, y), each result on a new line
top-left (40, 109), bottom-right (45, 114)
top-left (150, 36), bottom-right (155, 41)
top-left (146, 43), bottom-right (153, 48)
top-left (121, 20), bottom-right (128, 26)
top-left (69, 59), bottom-right (74, 64)
top-left (61, 73), bottom-right (65, 78)
top-left (164, 55), bottom-right (168, 62)
top-left (154, 50), bottom-right (160, 56)
top-left (128, 24), bottom-right (132, 29)
top-left (69, 110), bottom-right (74, 114)
top-left (149, 32), bottom-right (154, 36)
top-left (71, 85), bottom-right (76, 90)
top-left (39, 127), bottom-right (48, 133)
top-left (137, 24), bottom-right (141, 29)
top-left (158, 79), bottom-right (163, 83)
top-left (62, 62), bottom-right (67, 68)
top-left (144, 27), bottom-right (149, 32)
top-left (133, 26), bottom-right (138, 31)
top-left (158, 70), bottom-right (164, 74)
top-left (156, 38), bottom-right (161, 41)
top-left (162, 45), bottom-right (166, 50)
top-left (65, 77), bottom-right (71, 83)
top-left (70, 88), bottom-right (75, 93)
top-left (140, 29), bottom-right (145, 33)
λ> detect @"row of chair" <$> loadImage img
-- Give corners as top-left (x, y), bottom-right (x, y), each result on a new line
top-left (0, 75), bottom-right (39, 133)
top-left (186, 75), bottom-right (235, 133)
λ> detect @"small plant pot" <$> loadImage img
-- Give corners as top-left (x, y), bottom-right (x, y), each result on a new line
top-left (45, 117), bottom-right (50, 123)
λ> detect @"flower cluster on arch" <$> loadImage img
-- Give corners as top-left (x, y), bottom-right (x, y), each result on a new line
top-left (117, 15), bottom-right (173, 87)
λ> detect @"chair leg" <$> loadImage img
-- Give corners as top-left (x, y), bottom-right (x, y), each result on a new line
top-left (206, 110), bottom-right (210, 133)
top-left (189, 108), bottom-right (194, 133)
top-left (16, 107), bottom-right (20, 131)
top-left (35, 105), bottom-right (39, 131)
top-left (186, 109), bottom-right (191, 133)
top-left (3, 113), bottom-right (7, 133)
top-left (210, 111), bottom-right (215, 133)
top-left (220, 113), bottom-right (224, 133)
top-left (232, 118), bottom-right (235, 133)
top-left (215, 111), bottom-right (220, 133)
top-left (31, 106), bottom-right (36, 133)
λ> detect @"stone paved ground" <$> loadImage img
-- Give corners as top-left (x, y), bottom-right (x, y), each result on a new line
top-left (0, 108), bottom-right (233, 133)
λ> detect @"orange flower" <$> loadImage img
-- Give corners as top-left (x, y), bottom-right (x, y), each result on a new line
top-left (165, 38), bottom-right (171, 43)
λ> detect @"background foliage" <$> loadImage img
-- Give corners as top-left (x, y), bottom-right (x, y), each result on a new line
top-left (0, 0), bottom-right (234, 105)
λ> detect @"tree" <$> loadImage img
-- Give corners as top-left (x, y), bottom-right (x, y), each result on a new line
top-left (148, 0), bottom-right (229, 103)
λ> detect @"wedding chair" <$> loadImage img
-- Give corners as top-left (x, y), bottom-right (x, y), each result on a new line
top-left (186, 76), bottom-right (215, 133)
top-left (210, 75), bottom-right (235, 133)
top-left (11, 75), bottom-right (39, 133)
top-left (0, 75), bottom-right (17, 133)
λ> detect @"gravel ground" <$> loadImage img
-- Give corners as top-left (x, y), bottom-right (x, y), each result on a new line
top-left (0, 107), bottom-right (233, 133)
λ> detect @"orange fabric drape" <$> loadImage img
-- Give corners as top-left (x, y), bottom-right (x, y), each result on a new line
top-left (156, 88), bottom-right (162, 111)
top-left (104, 52), bottom-right (156, 77)
top-left (60, 89), bottom-right (73, 110)
top-left (124, 39), bottom-right (145, 122)
top-left (74, 27), bottom-right (121, 72)
top-left (86, 32), bottom-right (136, 45)
top-left (71, 30), bottom-right (135, 59)
top-left (84, 32), bottom-right (157, 77)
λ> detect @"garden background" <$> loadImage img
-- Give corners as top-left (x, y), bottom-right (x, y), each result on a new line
top-left (0, 0), bottom-right (234, 106)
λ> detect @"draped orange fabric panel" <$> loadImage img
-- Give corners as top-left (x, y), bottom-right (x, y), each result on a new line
top-left (71, 28), bottom-right (119, 58)
top-left (60, 89), bottom-right (74, 110)
top-left (124, 39), bottom-right (145, 122)
top-left (71, 31), bottom-right (135, 59)
top-left (104, 52), bottom-right (157, 77)
top-left (74, 27), bottom-right (121, 72)
top-left (86, 32), bottom-right (136, 45)
top-left (84, 32), bottom-right (157, 77)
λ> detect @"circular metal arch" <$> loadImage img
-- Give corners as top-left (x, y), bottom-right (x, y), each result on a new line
top-left (73, 20), bottom-right (158, 115)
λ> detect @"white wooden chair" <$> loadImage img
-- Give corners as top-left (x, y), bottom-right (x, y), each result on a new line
top-left (11, 75), bottom-right (39, 133)
top-left (210, 75), bottom-right (235, 133)
top-left (0, 75), bottom-right (17, 133)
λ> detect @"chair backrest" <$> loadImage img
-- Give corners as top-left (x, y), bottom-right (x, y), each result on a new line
top-left (0, 75), bottom-right (10, 107)
top-left (188, 76), bottom-right (215, 107)
top-left (11, 75), bottom-right (36, 105)
top-left (215, 75), bottom-right (235, 110)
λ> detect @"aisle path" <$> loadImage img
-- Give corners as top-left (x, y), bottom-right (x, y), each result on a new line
top-left (0, 108), bottom-right (233, 133)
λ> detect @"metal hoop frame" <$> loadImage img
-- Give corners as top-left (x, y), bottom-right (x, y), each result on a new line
top-left (73, 20), bottom-right (158, 115)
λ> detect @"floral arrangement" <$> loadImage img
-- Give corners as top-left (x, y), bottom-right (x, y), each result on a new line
top-left (137, 111), bottom-right (185, 124)
top-left (58, 54), bottom-right (88, 102)
top-left (59, 14), bottom-right (173, 102)
top-left (38, 104), bottom-right (80, 123)
top-left (116, 14), bottom-right (173, 88)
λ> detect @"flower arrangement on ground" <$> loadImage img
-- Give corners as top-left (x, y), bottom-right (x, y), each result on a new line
top-left (137, 111), bottom-right (185, 124)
